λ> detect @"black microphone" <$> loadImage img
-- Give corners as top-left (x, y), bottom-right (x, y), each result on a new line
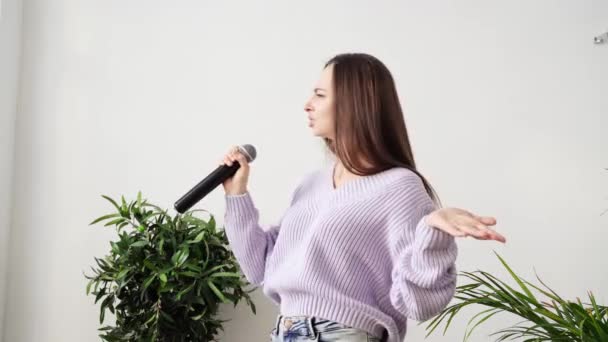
top-left (174, 144), bottom-right (257, 214)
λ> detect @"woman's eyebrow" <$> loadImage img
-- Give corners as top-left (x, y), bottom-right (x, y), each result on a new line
top-left (314, 88), bottom-right (326, 92)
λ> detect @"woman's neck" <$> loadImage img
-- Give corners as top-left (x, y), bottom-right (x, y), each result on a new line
top-left (333, 158), bottom-right (372, 185)
top-left (334, 157), bottom-right (373, 175)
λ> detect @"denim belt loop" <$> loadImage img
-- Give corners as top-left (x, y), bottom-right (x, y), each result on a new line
top-left (274, 314), bottom-right (283, 333)
top-left (306, 316), bottom-right (316, 339)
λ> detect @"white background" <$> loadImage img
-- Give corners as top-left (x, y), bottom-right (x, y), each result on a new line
top-left (1, 1), bottom-right (607, 341)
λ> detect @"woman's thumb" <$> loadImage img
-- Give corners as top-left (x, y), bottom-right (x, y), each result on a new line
top-left (235, 153), bottom-right (249, 168)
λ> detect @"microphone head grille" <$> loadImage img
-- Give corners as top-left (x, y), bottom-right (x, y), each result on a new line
top-left (239, 144), bottom-right (257, 162)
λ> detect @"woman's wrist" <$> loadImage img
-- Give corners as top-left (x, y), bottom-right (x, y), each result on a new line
top-left (226, 188), bottom-right (248, 196)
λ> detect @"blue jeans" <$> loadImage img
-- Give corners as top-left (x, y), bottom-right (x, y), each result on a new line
top-left (269, 314), bottom-right (384, 342)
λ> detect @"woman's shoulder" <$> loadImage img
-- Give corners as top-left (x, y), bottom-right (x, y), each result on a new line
top-left (288, 166), bottom-right (327, 201)
top-left (385, 166), bottom-right (426, 189)
top-left (297, 166), bottom-right (326, 187)
top-left (384, 167), bottom-right (434, 206)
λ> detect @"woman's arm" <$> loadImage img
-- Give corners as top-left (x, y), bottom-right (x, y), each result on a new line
top-left (387, 172), bottom-right (506, 321)
top-left (387, 179), bottom-right (458, 322)
top-left (223, 184), bottom-right (301, 286)
top-left (389, 210), bottom-right (458, 321)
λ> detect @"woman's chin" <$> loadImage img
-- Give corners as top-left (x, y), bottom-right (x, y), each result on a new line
top-left (309, 126), bottom-right (329, 138)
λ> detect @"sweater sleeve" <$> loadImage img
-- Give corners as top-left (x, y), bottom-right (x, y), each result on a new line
top-left (387, 178), bottom-right (458, 322)
top-left (223, 184), bottom-right (301, 286)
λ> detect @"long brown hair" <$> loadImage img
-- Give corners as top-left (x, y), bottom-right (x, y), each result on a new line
top-left (323, 53), bottom-right (441, 206)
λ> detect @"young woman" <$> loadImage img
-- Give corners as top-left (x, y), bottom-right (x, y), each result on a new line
top-left (220, 53), bottom-right (506, 342)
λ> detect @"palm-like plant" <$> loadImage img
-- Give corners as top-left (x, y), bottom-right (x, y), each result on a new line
top-left (425, 252), bottom-right (608, 341)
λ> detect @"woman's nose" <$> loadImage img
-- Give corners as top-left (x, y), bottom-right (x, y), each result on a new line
top-left (304, 102), bottom-right (312, 113)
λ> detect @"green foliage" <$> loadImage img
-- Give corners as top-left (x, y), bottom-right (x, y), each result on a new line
top-left (425, 251), bottom-right (608, 341)
top-left (84, 192), bottom-right (256, 342)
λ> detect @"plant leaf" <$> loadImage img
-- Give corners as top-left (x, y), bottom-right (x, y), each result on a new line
top-left (207, 280), bottom-right (227, 303)
top-left (130, 240), bottom-right (148, 248)
top-left (101, 195), bottom-right (121, 212)
top-left (89, 213), bottom-right (121, 225)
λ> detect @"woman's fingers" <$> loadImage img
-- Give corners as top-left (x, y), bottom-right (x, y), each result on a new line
top-left (220, 146), bottom-right (241, 167)
top-left (439, 222), bottom-right (466, 237)
top-left (484, 227), bottom-right (506, 242)
top-left (222, 156), bottom-right (233, 166)
top-left (217, 147), bottom-right (250, 169)
top-left (234, 153), bottom-right (249, 167)
top-left (456, 222), bottom-right (489, 239)
top-left (229, 147), bottom-right (249, 167)
top-left (473, 215), bottom-right (497, 226)
top-left (471, 219), bottom-right (506, 242)
top-left (429, 208), bottom-right (506, 243)
top-left (458, 217), bottom-right (506, 242)
top-left (460, 217), bottom-right (494, 238)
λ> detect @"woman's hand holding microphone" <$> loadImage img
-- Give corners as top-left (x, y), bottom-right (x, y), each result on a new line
top-left (219, 145), bottom-right (251, 196)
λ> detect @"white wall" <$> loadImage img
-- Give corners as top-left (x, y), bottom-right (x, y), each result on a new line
top-left (0, 0), bottom-right (22, 338)
top-left (3, 1), bottom-right (608, 341)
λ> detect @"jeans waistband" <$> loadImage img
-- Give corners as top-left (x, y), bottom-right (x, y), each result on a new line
top-left (273, 314), bottom-right (383, 340)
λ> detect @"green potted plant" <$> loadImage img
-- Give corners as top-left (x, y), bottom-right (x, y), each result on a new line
top-left (425, 251), bottom-right (608, 341)
top-left (84, 192), bottom-right (256, 341)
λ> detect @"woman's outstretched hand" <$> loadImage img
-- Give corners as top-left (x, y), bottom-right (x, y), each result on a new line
top-left (425, 208), bottom-right (506, 243)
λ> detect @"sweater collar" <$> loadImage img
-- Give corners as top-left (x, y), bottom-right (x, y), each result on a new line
top-left (324, 161), bottom-right (410, 200)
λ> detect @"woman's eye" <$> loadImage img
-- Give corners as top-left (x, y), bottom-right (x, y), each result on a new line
top-left (315, 93), bottom-right (324, 98)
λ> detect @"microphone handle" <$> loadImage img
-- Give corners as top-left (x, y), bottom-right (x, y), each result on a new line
top-left (174, 162), bottom-right (241, 213)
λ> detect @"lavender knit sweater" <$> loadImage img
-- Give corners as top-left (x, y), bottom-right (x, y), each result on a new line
top-left (223, 163), bottom-right (458, 342)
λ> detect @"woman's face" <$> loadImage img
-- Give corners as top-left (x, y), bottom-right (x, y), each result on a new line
top-left (304, 64), bottom-right (336, 140)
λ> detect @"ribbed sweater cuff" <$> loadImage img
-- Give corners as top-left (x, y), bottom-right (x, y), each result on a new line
top-left (407, 214), bottom-right (457, 290)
